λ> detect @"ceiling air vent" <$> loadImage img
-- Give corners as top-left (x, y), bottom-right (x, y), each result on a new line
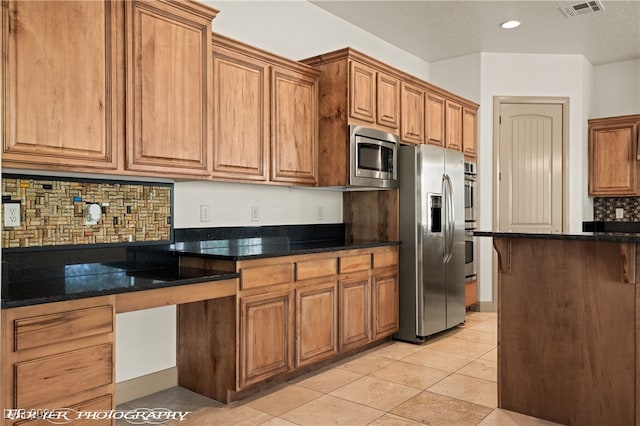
top-left (560, 0), bottom-right (605, 17)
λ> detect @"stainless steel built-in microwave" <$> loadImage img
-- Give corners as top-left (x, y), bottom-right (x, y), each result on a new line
top-left (349, 125), bottom-right (399, 189)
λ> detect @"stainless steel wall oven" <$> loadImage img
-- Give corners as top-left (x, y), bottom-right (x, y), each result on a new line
top-left (464, 161), bottom-right (477, 281)
top-left (464, 161), bottom-right (477, 230)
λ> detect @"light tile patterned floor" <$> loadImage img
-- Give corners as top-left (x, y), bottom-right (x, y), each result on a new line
top-left (117, 312), bottom-right (561, 425)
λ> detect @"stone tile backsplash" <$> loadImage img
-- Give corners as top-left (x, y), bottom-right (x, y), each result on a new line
top-left (593, 197), bottom-right (640, 221)
top-left (2, 176), bottom-right (172, 248)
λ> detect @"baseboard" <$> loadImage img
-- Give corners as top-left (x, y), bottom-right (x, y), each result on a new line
top-left (115, 367), bottom-right (178, 405)
top-left (475, 301), bottom-right (496, 312)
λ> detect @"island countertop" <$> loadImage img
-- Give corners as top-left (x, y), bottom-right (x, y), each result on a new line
top-left (474, 229), bottom-right (640, 242)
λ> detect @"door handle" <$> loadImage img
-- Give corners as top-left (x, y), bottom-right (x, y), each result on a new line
top-left (443, 174), bottom-right (454, 263)
top-left (447, 176), bottom-right (455, 263)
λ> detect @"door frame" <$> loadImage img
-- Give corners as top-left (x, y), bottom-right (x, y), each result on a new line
top-left (491, 96), bottom-right (569, 308)
top-left (492, 96), bottom-right (570, 232)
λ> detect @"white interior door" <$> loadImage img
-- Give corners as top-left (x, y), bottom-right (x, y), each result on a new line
top-left (498, 103), bottom-right (564, 233)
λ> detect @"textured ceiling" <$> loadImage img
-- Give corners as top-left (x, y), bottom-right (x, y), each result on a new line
top-left (310, 1), bottom-right (640, 66)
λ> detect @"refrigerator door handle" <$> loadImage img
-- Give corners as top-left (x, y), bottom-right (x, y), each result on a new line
top-left (448, 175), bottom-right (455, 262)
top-left (443, 174), bottom-right (455, 263)
top-left (441, 176), bottom-right (448, 263)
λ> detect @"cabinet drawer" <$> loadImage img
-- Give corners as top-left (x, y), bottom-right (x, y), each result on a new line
top-left (296, 258), bottom-right (338, 281)
top-left (373, 250), bottom-right (399, 269)
top-left (241, 263), bottom-right (294, 290)
top-left (14, 305), bottom-right (113, 352)
top-left (14, 395), bottom-right (113, 426)
top-left (15, 343), bottom-right (113, 408)
top-left (339, 254), bottom-right (371, 273)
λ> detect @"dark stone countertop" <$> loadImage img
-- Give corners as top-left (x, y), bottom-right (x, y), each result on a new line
top-left (170, 238), bottom-right (400, 260)
top-left (2, 224), bottom-right (399, 308)
top-left (474, 230), bottom-right (640, 243)
top-left (1, 260), bottom-right (239, 309)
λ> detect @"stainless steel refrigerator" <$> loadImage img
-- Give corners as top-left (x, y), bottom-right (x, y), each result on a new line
top-left (395, 144), bottom-right (466, 343)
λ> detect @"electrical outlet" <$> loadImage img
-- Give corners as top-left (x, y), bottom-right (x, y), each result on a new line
top-left (616, 208), bottom-right (624, 219)
top-left (317, 206), bottom-right (325, 221)
top-left (200, 205), bottom-right (211, 222)
top-left (4, 202), bottom-right (20, 227)
top-left (251, 206), bottom-right (260, 222)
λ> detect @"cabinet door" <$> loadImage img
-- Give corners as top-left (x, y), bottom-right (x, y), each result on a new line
top-left (212, 46), bottom-right (269, 182)
top-left (426, 92), bottom-right (446, 147)
top-left (339, 273), bottom-right (371, 351)
top-left (400, 82), bottom-right (425, 144)
top-left (446, 100), bottom-right (463, 151)
top-left (349, 61), bottom-right (376, 124)
top-left (377, 72), bottom-right (400, 130)
top-left (295, 280), bottom-right (338, 367)
top-left (2, 1), bottom-right (120, 170)
top-left (462, 106), bottom-right (478, 158)
top-left (240, 291), bottom-right (292, 388)
top-left (372, 268), bottom-right (399, 340)
top-left (589, 119), bottom-right (639, 196)
top-left (126, 1), bottom-right (215, 176)
top-left (465, 279), bottom-right (478, 308)
top-left (271, 67), bottom-right (318, 185)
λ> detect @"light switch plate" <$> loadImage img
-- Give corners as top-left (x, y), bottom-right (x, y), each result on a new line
top-left (616, 208), bottom-right (624, 219)
top-left (4, 202), bottom-right (21, 227)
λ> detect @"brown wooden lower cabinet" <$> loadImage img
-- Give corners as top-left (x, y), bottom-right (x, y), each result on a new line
top-left (12, 395), bottom-right (114, 426)
top-left (339, 272), bottom-right (371, 351)
top-left (372, 267), bottom-right (399, 340)
top-left (295, 279), bottom-right (338, 367)
top-left (177, 245), bottom-right (399, 403)
top-left (239, 290), bottom-right (293, 389)
top-left (1, 296), bottom-right (116, 426)
top-left (465, 278), bottom-right (478, 308)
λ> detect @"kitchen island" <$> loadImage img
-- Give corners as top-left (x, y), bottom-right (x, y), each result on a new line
top-left (475, 231), bottom-right (640, 426)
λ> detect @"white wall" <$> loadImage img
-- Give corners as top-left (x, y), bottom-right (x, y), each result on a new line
top-left (204, 0), bottom-right (430, 81)
top-left (428, 53), bottom-right (481, 104)
top-left (117, 0), bottom-right (431, 384)
top-left (591, 59), bottom-right (640, 118)
top-left (174, 181), bottom-right (342, 228)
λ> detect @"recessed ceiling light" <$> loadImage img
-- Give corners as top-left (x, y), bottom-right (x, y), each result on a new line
top-left (500, 20), bottom-right (521, 29)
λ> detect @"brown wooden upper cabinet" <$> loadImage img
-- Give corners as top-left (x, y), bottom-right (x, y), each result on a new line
top-left (588, 114), bottom-right (640, 196)
top-left (271, 66), bottom-right (318, 185)
top-left (212, 34), bottom-right (319, 186)
top-left (125, 0), bottom-right (217, 177)
top-left (2, 0), bottom-right (220, 179)
top-left (401, 82), bottom-right (426, 144)
top-left (2, 1), bottom-right (122, 171)
top-left (445, 100), bottom-right (463, 152)
top-left (377, 72), bottom-right (401, 130)
top-left (463, 106), bottom-right (478, 158)
top-left (349, 61), bottom-right (400, 131)
top-left (212, 38), bottom-right (270, 182)
top-left (426, 91), bottom-right (446, 147)
top-left (301, 48), bottom-right (479, 186)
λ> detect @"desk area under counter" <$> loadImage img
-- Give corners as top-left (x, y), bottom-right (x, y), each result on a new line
top-left (475, 230), bottom-right (640, 426)
top-left (1, 246), bottom-right (239, 426)
top-left (1, 228), bottom-right (399, 421)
